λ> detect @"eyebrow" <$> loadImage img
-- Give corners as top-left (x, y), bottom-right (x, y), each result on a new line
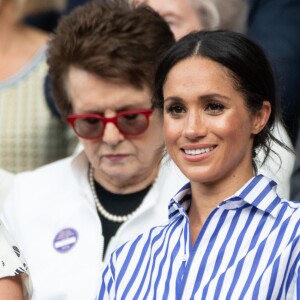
top-left (199, 94), bottom-right (230, 101)
top-left (164, 93), bottom-right (230, 102)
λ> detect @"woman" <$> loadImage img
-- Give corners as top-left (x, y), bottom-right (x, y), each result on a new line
top-left (0, 0), bottom-right (76, 173)
top-left (99, 31), bottom-right (300, 299)
top-left (0, 2), bottom-right (187, 299)
top-left (140, 0), bottom-right (294, 200)
top-left (0, 221), bottom-right (32, 299)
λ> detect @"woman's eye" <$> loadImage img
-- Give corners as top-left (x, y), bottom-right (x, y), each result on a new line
top-left (123, 114), bottom-right (138, 121)
top-left (166, 105), bottom-right (185, 116)
top-left (206, 102), bottom-right (225, 113)
top-left (84, 118), bottom-right (100, 125)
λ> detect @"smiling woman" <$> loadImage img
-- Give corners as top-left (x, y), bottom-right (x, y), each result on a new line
top-left (99, 31), bottom-right (300, 300)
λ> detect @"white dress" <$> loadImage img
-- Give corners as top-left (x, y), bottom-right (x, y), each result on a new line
top-left (0, 221), bottom-right (32, 299)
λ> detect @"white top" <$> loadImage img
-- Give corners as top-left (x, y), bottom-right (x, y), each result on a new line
top-left (0, 169), bottom-right (14, 209)
top-left (0, 151), bottom-right (188, 300)
top-left (256, 120), bottom-right (295, 199)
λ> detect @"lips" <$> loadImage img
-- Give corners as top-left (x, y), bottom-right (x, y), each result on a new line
top-left (103, 154), bottom-right (129, 162)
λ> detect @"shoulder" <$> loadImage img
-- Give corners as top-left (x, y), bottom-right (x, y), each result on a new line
top-left (279, 198), bottom-right (300, 213)
top-left (275, 199), bottom-right (300, 241)
top-left (16, 156), bottom-right (73, 182)
top-left (8, 156), bottom-right (75, 200)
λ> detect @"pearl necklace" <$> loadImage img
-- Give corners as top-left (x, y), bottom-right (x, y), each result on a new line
top-left (88, 165), bottom-right (136, 223)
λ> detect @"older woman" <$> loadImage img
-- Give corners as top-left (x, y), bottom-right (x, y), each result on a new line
top-left (0, 0), bottom-right (76, 173)
top-left (0, 1), bottom-right (187, 299)
top-left (138, 0), bottom-right (294, 200)
top-left (99, 31), bottom-right (300, 299)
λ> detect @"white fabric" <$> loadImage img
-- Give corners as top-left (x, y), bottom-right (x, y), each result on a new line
top-left (0, 221), bottom-right (32, 300)
top-left (0, 152), bottom-right (187, 300)
top-left (256, 121), bottom-right (295, 199)
top-left (0, 169), bottom-right (14, 209)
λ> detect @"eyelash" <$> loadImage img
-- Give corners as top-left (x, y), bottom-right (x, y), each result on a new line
top-left (205, 102), bottom-right (225, 113)
top-left (165, 102), bottom-right (225, 117)
top-left (165, 104), bottom-right (185, 116)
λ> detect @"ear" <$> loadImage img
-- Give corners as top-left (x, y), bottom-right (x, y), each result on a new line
top-left (251, 101), bottom-right (271, 134)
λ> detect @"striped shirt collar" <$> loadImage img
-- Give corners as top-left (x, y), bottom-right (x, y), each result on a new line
top-left (169, 175), bottom-right (282, 220)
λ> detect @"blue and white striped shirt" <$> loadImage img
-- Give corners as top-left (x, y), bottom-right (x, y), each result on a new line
top-left (98, 175), bottom-right (300, 299)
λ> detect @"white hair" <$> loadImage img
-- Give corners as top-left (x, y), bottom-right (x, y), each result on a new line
top-left (192, 0), bottom-right (248, 33)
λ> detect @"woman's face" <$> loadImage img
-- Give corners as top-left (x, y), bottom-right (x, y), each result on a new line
top-left (67, 66), bottom-right (164, 193)
top-left (163, 57), bottom-right (270, 187)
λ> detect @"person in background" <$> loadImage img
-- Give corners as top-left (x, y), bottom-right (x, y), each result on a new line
top-left (24, 0), bottom-right (91, 33)
top-left (99, 30), bottom-right (300, 300)
top-left (0, 221), bottom-right (32, 300)
top-left (247, 0), bottom-right (300, 146)
top-left (136, 0), bottom-right (295, 200)
top-left (0, 1), bottom-right (187, 299)
top-left (136, 0), bottom-right (248, 40)
top-left (250, 0), bottom-right (300, 201)
top-left (0, 0), bottom-right (77, 173)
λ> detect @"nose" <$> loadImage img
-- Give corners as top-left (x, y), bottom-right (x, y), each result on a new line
top-left (101, 121), bottom-right (125, 146)
top-left (184, 111), bottom-right (207, 140)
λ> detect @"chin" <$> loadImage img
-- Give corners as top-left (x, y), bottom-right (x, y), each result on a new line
top-left (184, 171), bottom-right (218, 185)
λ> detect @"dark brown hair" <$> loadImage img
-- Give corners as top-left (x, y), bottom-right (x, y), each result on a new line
top-left (47, 0), bottom-right (175, 118)
top-left (154, 30), bottom-right (292, 169)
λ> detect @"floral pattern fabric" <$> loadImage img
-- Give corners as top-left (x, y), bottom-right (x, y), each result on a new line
top-left (0, 221), bottom-right (32, 299)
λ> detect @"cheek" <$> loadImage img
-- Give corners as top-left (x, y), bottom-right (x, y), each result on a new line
top-left (163, 119), bottom-right (181, 146)
top-left (212, 114), bottom-right (251, 140)
top-left (81, 139), bottom-right (100, 155)
top-left (147, 119), bottom-right (164, 144)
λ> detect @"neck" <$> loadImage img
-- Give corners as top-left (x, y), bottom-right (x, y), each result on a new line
top-left (188, 170), bottom-right (254, 229)
top-left (93, 163), bottom-right (160, 194)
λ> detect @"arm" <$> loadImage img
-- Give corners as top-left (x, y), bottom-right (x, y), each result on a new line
top-left (0, 276), bottom-right (23, 300)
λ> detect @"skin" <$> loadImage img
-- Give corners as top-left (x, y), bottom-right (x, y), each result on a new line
top-left (67, 66), bottom-right (164, 194)
top-left (163, 57), bottom-right (271, 244)
top-left (136, 0), bottom-right (202, 40)
top-left (0, 276), bottom-right (24, 299)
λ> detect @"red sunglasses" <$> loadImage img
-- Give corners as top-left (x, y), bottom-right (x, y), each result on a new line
top-left (67, 109), bottom-right (153, 140)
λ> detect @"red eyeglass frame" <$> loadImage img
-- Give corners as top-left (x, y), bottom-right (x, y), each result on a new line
top-left (66, 108), bottom-right (153, 140)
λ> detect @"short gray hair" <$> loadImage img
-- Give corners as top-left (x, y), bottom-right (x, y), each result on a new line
top-left (192, 0), bottom-right (248, 32)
